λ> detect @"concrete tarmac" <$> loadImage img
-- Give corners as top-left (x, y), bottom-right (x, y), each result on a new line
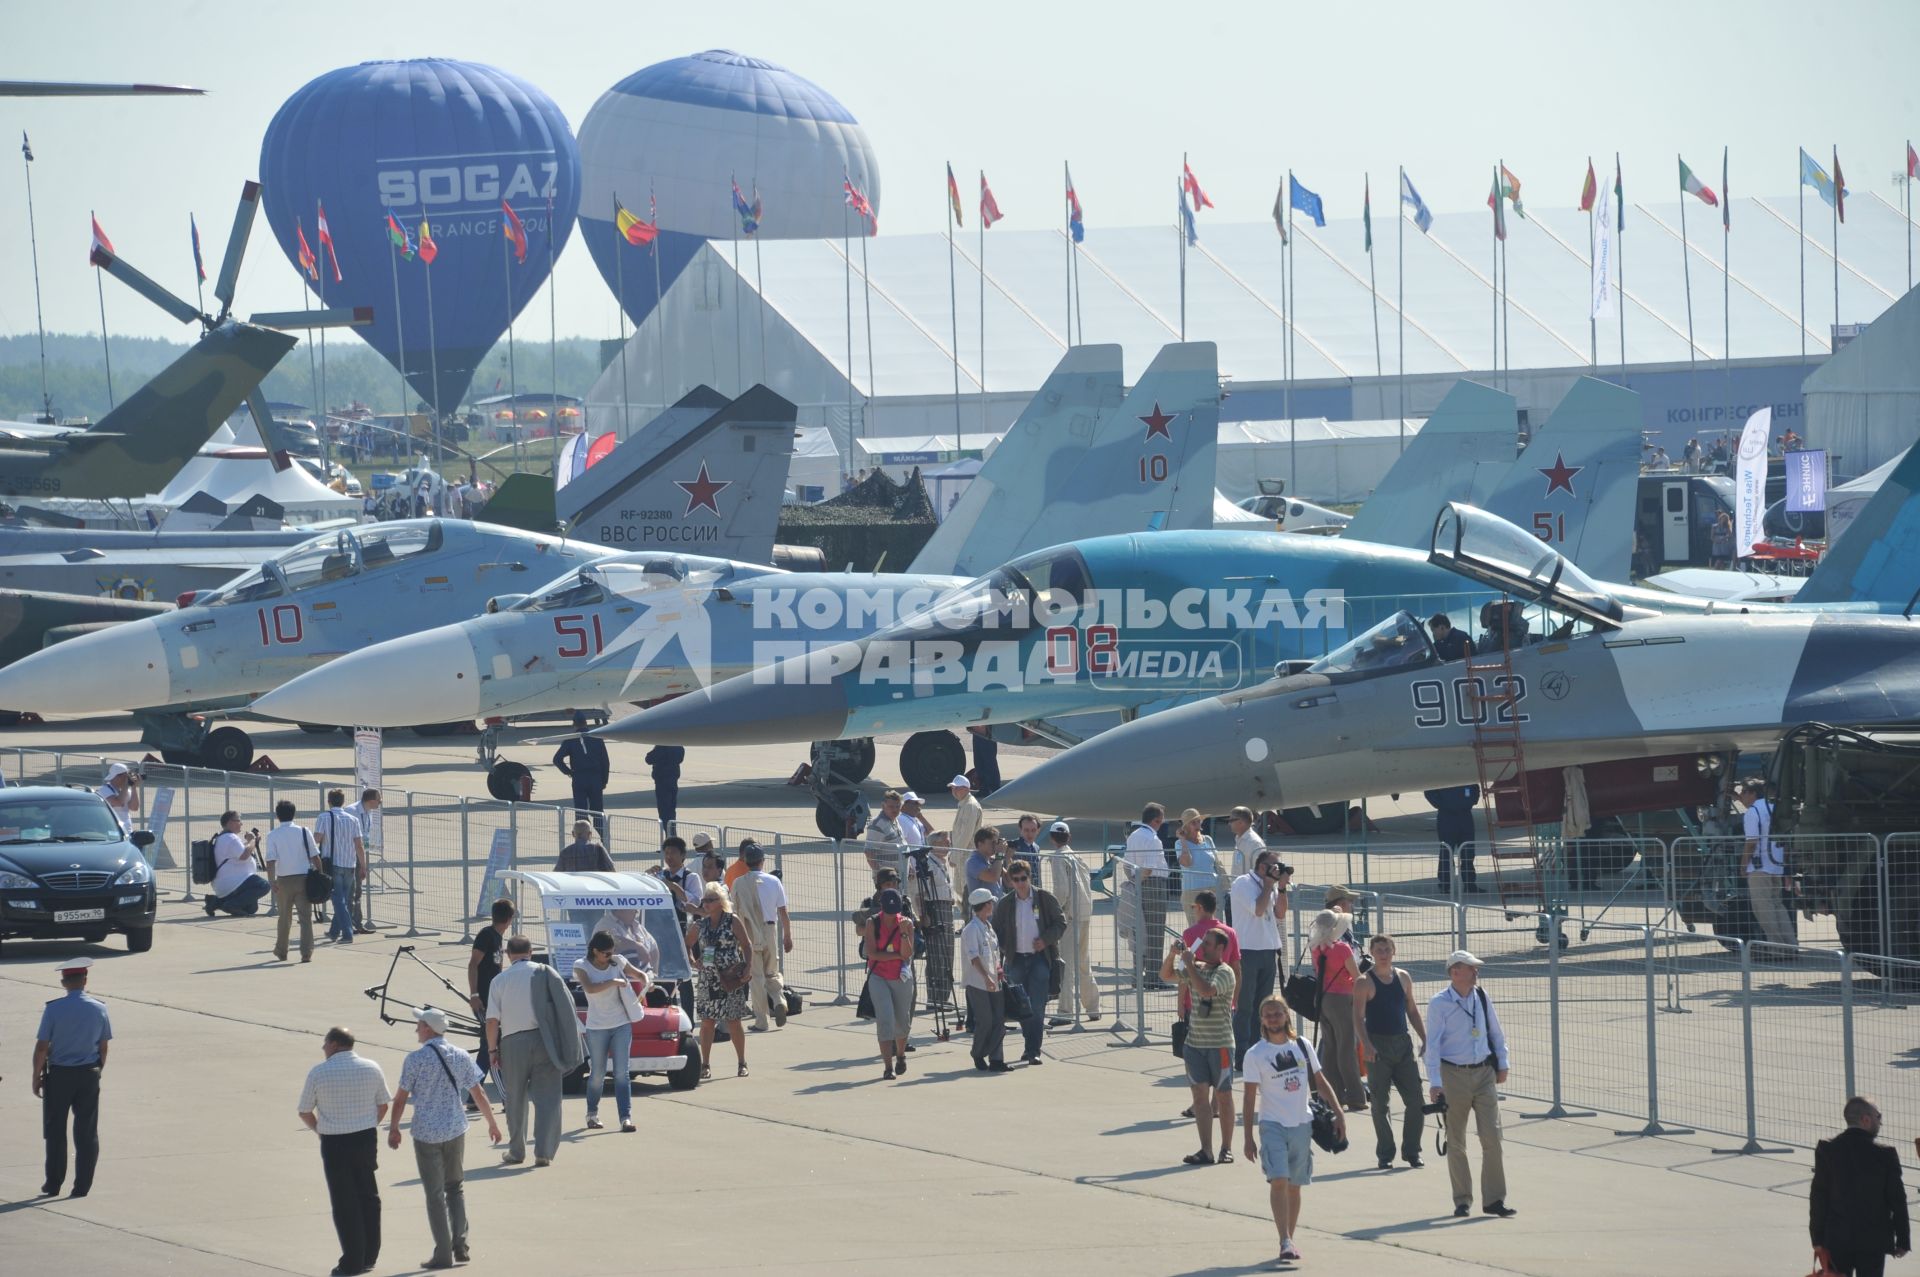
top-left (0, 714), bottom-right (1857, 1276)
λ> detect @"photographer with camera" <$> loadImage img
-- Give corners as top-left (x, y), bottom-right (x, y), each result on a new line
top-left (1242, 995), bottom-right (1345, 1266)
top-left (1229, 850), bottom-right (1291, 1066)
top-left (1352, 933), bottom-right (1429, 1170)
top-left (94, 762), bottom-right (140, 834)
top-left (1171, 927), bottom-right (1237, 1165)
top-left (202, 811), bottom-right (270, 917)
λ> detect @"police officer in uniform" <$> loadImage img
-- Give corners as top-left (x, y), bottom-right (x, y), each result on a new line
top-left (33, 958), bottom-right (112, 1198)
top-left (552, 712), bottom-right (611, 840)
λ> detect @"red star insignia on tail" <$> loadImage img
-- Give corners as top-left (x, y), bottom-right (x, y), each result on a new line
top-left (1140, 404), bottom-right (1175, 440)
top-left (676, 463), bottom-right (731, 516)
top-left (1538, 452), bottom-right (1581, 497)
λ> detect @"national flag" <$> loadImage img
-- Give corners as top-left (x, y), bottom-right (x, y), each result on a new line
top-left (1833, 148), bottom-right (1847, 223)
top-left (501, 200), bottom-right (528, 262)
top-left (1614, 156), bottom-right (1625, 233)
top-left (1362, 176), bottom-right (1372, 253)
top-left (1065, 166), bottom-right (1084, 243)
top-left (190, 213), bottom-right (207, 282)
top-left (1487, 164), bottom-right (1525, 218)
top-left (1579, 158), bottom-right (1597, 212)
top-left (730, 179), bottom-right (762, 236)
top-left (295, 219), bottom-right (320, 281)
top-left (1270, 180), bottom-right (1288, 243)
top-left (1489, 169), bottom-right (1506, 242)
top-left (1909, 141), bottom-right (1918, 180)
top-left (1678, 156), bottom-right (1718, 206)
top-left (1180, 181), bottom-right (1198, 247)
top-left (1289, 175), bottom-right (1325, 228)
top-left (614, 197), bottom-right (657, 246)
top-left (979, 172), bottom-right (1003, 228)
top-left (650, 188), bottom-right (661, 251)
top-left (1722, 146), bottom-right (1730, 232)
top-left (385, 211), bottom-right (414, 258)
top-left (316, 201), bottom-right (341, 282)
top-left (842, 171), bottom-right (875, 230)
top-left (1399, 170), bottom-right (1433, 234)
top-left (1182, 161), bottom-right (1213, 211)
top-left (20, 130), bottom-right (31, 163)
top-left (416, 218), bottom-right (438, 266)
top-left (89, 214), bottom-right (114, 266)
top-left (1800, 148), bottom-right (1837, 208)
top-left (946, 162), bottom-right (963, 228)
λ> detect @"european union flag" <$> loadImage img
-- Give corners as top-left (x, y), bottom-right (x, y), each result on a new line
top-left (1289, 177), bottom-right (1326, 228)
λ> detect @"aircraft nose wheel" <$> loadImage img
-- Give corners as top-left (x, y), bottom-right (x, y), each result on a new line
top-left (897, 730), bottom-right (966, 796)
top-left (199, 726), bottom-right (254, 772)
top-left (487, 760), bottom-right (534, 802)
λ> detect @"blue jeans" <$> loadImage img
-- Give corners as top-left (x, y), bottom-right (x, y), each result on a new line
top-left (327, 872), bottom-right (356, 942)
top-left (584, 1026), bottom-right (632, 1121)
top-left (1006, 951), bottom-right (1051, 1059)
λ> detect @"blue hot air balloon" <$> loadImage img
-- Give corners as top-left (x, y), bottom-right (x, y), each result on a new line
top-left (260, 59), bottom-right (580, 414)
top-left (578, 50), bottom-right (879, 330)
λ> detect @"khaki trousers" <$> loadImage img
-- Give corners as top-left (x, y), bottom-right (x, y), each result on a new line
top-left (272, 875), bottom-right (313, 961)
top-left (748, 940), bottom-right (786, 1029)
top-left (1747, 872), bottom-right (1796, 948)
top-left (1062, 914), bottom-right (1100, 1015)
top-left (1440, 1059), bottom-right (1506, 1208)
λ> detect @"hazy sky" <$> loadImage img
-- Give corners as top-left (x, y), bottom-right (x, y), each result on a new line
top-left (6, 0), bottom-right (1917, 347)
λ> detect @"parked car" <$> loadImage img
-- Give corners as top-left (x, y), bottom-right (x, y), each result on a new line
top-left (0, 786), bottom-right (157, 952)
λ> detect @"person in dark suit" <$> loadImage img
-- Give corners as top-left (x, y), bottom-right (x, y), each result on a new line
top-left (1811, 1096), bottom-right (1910, 1277)
top-left (552, 713), bottom-right (611, 839)
top-left (644, 745), bottom-right (685, 830)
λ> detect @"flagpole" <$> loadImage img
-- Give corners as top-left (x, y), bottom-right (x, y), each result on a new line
top-left (386, 229), bottom-right (408, 430)
top-left (423, 247), bottom-right (443, 461)
top-left (1907, 141), bottom-right (1913, 293)
top-left (503, 222), bottom-right (519, 466)
top-left (1286, 171), bottom-right (1296, 489)
top-left (1063, 161), bottom-right (1072, 346)
top-left (1722, 146), bottom-right (1731, 430)
top-left (946, 163), bottom-right (961, 453)
top-left (1617, 154), bottom-right (1627, 384)
top-left (546, 195), bottom-right (558, 478)
top-left (303, 269), bottom-right (319, 429)
top-left (193, 217), bottom-right (207, 317)
top-left (1831, 145), bottom-right (1840, 341)
top-left (93, 253), bottom-right (115, 409)
top-left (859, 214), bottom-right (876, 425)
top-left (1679, 157), bottom-right (1697, 432)
top-left (21, 134), bottom-right (53, 421)
top-left (1498, 159), bottom-right (1509, 393)
top-left (1798, 156), bottom-right (1807, 361)
top-left (731, 184), bottom-right (743, 391)
top-left (1397, 165), bottom-right (1405, 453)
top-left (753, 210), bottom-right (768, 383)
top-left (614, 196), bottom-right (632, 435)
top-left (1179, 155), bottom-right (1187, 341)
top-left (1367, 174), bottom-right (1382, 385)
top-left (843, 199), bottom-right (854, 486)
top-left (317, 227), bottom-right (329, 464)
top-left (1072, 225), bottom-right (1084, 344)
top-left (651, 184), bottom-right (666, 415)
top-left (978, 169), bottom-right (987, 437)
top-left (1587, 168), bottom-right (1596, 367)
top-left (1490, 169), bottom-right (1499, 382)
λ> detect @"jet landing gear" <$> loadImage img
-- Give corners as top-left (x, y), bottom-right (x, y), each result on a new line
top-left (808, 740), bottom-right (872, 840)
top-left (897, 730), bottom-right (965, 797)
top-left (808, 738), bottom-right (875, 784)
top-left (138, 712), bottom-right (256, 771)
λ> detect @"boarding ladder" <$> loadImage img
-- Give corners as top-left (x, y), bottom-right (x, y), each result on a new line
top-left (1465, 617), bottom-right (1554, 922)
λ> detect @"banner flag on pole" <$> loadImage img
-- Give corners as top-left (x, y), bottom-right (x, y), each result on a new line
top-left (1722, 148), bottom-right (1731, 231)
top-left (1487, 164), bottom-right (1525, 217)
top-left (946, 162), bottom-right (963, 228)
top-left (1065, 167), bottom-right (1085, 243)
top-left (1678, 157), bottom-right (1719, 205)
top-left (89, 215), bottom-right (115, 265)
top-left (1489, 169), bottom-right (1507, 242)
top-left (190, 214), bottom-right (207, 282)
top-left (1399, 170), bottom-right (1432, 233)
top-left (1270, 180), bottom-right (1288, 243)
top-left (1800, 149), bottom-right (1838, 208)
top-left (1289, 176), bottom-right (1326, 228)
top-left (1591, 171), bottom-right (1616, 320)
top-left (502, 200), bottom-right (529, 262)
top-left (979, 173), bottom-right (1003, 228)
top-left (1833, 148), bottom-right (1847, 223)
top-left (385, 211), bottom-right (415, 258)
top-left (730, 179), bottom-right (762, 236)
top-left (1362, 177), bottom-right (1372, 253)
top-left (1182, 161), bottom-right (1213, 211)
top-left (1734, 406), bottom-right (1773, 556)
top-left (416, 218), bottom-right (438, 266)
top-left (316, 201), bottom-right (342, 282)
top-left (1579, 158), bottom-right (1597, 212)
top-left (1181, 181), bottom-right (1198, 246)
top-left (296, 220), bottom-right (320, 280)
top-left (614, 198), bottom-right (658, 246)
top-left (843, 171), bottom-right (876, 232)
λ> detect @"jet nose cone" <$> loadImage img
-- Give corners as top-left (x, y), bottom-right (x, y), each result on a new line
top-left (994, 698), bottom-right (1257, 818)
top-left (252, 626), bottom-right (480, 727)
top-left (599, 667), bottom-right (851, 746)
top-left (0, 619), bottom-right (170, 715)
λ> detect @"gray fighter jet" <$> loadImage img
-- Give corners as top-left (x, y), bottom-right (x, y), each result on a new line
top-left (987, 502), bottom-right (1920, 818)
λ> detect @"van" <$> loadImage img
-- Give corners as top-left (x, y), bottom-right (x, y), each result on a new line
top-left (1634, 474), bottom-right (1735, 571)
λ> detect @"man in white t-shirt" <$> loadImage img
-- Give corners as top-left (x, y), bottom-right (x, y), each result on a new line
top-left (1242, 998), bottom-right (1345, 1266)
top-left (1229, 849), bottom-right (1292, 1065)
top-left (1124, 803), bottom-right (1172, 983)
top-left (737, 843), bottom-right (791, 1032)
top-left (204, 809), bottom-right (269, 917)
top-left (1740, 780), bottom-right (1795, 948)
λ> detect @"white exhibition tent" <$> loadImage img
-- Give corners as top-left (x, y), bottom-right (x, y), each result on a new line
top-left (1214, 417), bottom-right (1427, 505)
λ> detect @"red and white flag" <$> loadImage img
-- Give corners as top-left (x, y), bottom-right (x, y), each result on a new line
top-left (316, 201), bottom-right (342, 282)
top-left (1182, 161), bottom-right (1213, 210)
top-left (89, 214), bottom-right (114, 266)
top-left (979, 172), bottom-right (1003, 228)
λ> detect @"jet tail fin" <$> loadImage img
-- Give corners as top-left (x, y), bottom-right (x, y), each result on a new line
top-left (911, 342), bottom-right (1218, 576)
top-left (558, 385), bottom-right (797, 563)
top-left (477, 473), bottom-right (558, 534)
top-left (58, 322), bottom-right (295, 500)
top-left (1342, 380), bottom-right (1518, 548)
top-left (1795, 442), bottom-right (1920, 606)
top-left (1481, 377), bottom-right (1643, 581)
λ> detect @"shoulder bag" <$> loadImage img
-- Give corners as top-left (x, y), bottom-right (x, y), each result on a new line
top-left (303, 828), bottom-right (334, 903)
top-left (1283, 949), bottom-right (1325, 1023)
top-left (716, 921), bottom-right (751, 991)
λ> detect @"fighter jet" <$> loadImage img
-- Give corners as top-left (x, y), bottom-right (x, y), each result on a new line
top-left (987, 502), bottom-right (1920, 818)
top-left (0, 519), bottom-right (602, 768)
top-left (244, 342), bottom-right (1224, 799)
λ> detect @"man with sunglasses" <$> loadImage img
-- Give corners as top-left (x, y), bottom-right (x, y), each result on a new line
top-left (989, 858), bottom-right (1065, 1066)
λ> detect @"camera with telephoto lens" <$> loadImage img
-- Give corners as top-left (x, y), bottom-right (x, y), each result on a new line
top-left (1266, 860), bottom-right (1294, 879)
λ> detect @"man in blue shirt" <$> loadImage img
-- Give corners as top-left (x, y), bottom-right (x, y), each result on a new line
top-left (33, 958), bottom-right (112, 1198)
top-left (552, 713), bottom-right (611, 840)
top-left (1424, 950), bottom-right (1515, 1219)
top-left (388, 1008), bottom-right (500, 1270)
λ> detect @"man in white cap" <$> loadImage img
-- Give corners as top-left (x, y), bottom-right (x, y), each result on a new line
top-left (1424, 950), bottom-right (1515, 1219)
top-left (95, 762), bottom-right (138, 833)
top-left (948, 774), bottom-right (983, 859)
top-left (896, 792), bottom-right (929, 852)
top-left (388, 1008), bottom-right (500, 1270)
top-left (34, 957), bottom-right (111, 1198)
top-left (1046, 821), bottom-right (1100, 1020)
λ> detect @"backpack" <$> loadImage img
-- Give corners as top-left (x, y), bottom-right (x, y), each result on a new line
top-left (190, 839), bottom-right (215, 885)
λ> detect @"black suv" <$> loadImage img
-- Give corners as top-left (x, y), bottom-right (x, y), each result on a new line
top-left (0, 786), bottom-right (157, 952)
